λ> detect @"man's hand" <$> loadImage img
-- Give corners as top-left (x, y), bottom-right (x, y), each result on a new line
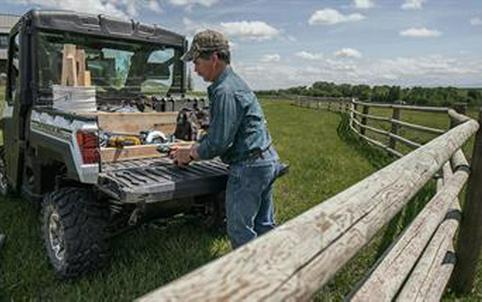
top-left (169, 144), bottom-right (193, 167)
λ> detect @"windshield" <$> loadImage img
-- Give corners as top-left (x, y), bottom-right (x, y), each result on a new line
top-left (37, 31), bottom-right (184, 100)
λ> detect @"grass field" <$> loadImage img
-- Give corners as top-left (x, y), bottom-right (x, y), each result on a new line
top-left (0, 96), bottom-right (481, 301)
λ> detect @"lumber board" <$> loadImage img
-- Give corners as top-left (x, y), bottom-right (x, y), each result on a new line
top-left (84, 71), bottom-right (91, 86)
top-left (101, 144), bottom-right (164, 163)
top-left (76, 49), bottom-right (86, 86)
top-left (96, 111), bottom-right (178, 135)
top-left (101, 141), bottom-right (194, 163)
top-left (61, 44), bottom-right (76, 85)
top-left (137, 119), bottom-right (478, 302)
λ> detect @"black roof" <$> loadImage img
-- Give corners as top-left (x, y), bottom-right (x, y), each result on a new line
top-left (23, 9), bottom-right (185, 47)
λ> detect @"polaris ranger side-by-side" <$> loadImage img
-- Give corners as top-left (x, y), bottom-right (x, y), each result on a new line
top-left (1, 10), bottom-right (228, 278)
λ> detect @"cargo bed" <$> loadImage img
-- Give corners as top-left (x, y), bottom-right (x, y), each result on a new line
top-left (97, 157), bottom-right (228, 203)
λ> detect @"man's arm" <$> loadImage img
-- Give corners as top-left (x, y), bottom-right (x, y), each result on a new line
top-left (193, 89), bottom-right (242, 160)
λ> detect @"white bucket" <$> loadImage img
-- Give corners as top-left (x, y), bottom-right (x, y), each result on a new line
top-left (52, 85), bottom-right (97, 112)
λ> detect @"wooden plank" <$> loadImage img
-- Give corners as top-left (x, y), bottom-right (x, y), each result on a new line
top-left (61, 44), bottom-right (75, 85)
top-left (349, 162), bottom-right (469, 301)
top-left (137, 119), bottom-right (477, 302)
top-left (96, 112), bottom-right (178, 135)
top-left (101, 144), bottom-right (164, 163)
top-left (451, 109), bottom-right (482, 294)
top-left (396, 163), bottom-right (461, 302)
top-left (76, 49), bottom-right (86, 86)
top-left (84, 71), bottom-right (91, 86)
top-left (101, 142), bottom-right (194, 163)
top-left (61, 44), bottom-right (77, 86)
top-left (66, 55), bottom-right (78, 86)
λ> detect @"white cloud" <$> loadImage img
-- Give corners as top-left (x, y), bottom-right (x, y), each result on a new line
top-left (470, 17), bottom-right (482, 26)
top-left (334, 48), bottom-right (362, 58)
top-left (220, 21), bottom-right (280, 40)
top-left (401, 0), bottom-right (426, 10)
top-left (231, 54), bottom-right (482, 90)
top-left (148, 0), bottom-right (163, 14)
top-left (260, 54), bottom-right (281, 62)
top-left (354, 0), bottom-right (374, 9)
top-left (169, 0), bottom-right (219, 7)
top-left (309, 9), bottom-right (365, 25)
top-left (400, 27), bottom-right (442, 38)
top-left (295, 51), bottom-right (324, 60)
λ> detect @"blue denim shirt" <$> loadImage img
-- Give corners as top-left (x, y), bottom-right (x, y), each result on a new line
top-left (197, 66), bottom-right (273, 164)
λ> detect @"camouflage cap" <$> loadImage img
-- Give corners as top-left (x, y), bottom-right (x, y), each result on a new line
top-left (181, 29), bottom-right (230, 62)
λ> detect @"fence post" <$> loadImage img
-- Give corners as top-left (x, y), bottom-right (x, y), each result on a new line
top-left (450, 108), bottom-right (482, 294)
top-left (360, 105), bottom-right (370, 135)
top-left (328, 101), bottom-right (331, 111)
top-left (389, 107), bottom-right (401, 149)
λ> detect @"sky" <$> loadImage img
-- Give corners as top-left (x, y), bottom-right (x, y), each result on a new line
top-left (1, 0), bottom-right (482, 91)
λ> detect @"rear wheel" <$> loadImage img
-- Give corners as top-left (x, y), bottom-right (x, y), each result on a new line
top-left (41, 187), bottom-right (110, 279)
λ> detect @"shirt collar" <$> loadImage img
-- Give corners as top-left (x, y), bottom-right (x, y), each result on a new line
top-left (208, 65), bottom-right (232, 94)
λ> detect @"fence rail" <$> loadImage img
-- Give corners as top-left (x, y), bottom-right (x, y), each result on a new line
top-left (137, 96), bottom-right (482, 301)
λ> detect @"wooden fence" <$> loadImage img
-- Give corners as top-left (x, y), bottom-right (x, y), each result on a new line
top-left (137, 97), bottom-right (482, 301)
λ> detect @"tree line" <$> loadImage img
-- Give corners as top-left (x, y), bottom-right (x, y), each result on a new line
top-left (256, 81), bottom-right (482, 107)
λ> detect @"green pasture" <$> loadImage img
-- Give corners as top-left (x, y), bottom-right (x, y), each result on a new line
top-left (0, 97), bottom-right (480, 301)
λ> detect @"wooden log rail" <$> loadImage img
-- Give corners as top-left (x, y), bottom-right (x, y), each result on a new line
top-left (137, 102), bottom-right (482, 301)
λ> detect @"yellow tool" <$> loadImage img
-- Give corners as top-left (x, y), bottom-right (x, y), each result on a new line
top-left (107, 135), bottom-right (142, 148)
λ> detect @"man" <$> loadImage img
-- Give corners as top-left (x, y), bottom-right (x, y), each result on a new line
top-left (171, 30), bottom-right (285, 249)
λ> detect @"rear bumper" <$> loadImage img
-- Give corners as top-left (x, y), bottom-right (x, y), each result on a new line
top-left (97, 158), bottom-right (228, 203)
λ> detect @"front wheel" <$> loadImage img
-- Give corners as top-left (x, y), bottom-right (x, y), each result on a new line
top-left (41, 187), bottom-right (110, 279)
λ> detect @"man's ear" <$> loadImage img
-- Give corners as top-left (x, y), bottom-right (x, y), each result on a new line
top-left (211, 52), bottom-right (219, 62)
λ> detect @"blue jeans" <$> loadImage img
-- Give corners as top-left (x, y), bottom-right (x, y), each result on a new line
top-left (226, 147), bottom-right (281, 248)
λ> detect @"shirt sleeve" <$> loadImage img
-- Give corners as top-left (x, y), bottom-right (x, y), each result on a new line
top-left (197, 89), bottom-right (243, 160)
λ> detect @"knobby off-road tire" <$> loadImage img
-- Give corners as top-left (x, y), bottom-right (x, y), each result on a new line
top-left (41, 187), bottom-right (110, 279)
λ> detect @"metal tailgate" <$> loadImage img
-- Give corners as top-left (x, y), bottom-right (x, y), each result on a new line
top-left (97, 157), bottom-right (228, 203)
